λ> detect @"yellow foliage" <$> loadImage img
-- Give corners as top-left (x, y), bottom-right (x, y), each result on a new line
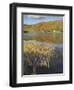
top-left (24, 42), bottom-right (55, 56)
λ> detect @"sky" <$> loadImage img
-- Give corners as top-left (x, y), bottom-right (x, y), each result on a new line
top-left (23, 14), bottom-right (63, 25)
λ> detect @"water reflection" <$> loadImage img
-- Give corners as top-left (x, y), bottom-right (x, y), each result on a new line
top-left (23, 32), bottom-right (63, 75)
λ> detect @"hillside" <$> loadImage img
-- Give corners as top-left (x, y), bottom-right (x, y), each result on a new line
top-left (23, 20), bottom-right (63, 32)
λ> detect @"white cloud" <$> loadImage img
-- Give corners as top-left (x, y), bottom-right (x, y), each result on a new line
top-left (27, 15), bottom-right (46, 19)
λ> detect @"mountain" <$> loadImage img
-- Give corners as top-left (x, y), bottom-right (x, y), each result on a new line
top-left (23, 20), bottom-right (63, 32)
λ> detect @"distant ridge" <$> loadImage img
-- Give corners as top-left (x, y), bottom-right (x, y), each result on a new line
top-left (23, 20), bottom-right (63, 32)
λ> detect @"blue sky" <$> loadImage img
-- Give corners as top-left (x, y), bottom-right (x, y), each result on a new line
top-left (23, 15), bottom-right (63, 25)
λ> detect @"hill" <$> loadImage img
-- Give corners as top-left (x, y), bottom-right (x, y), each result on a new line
top-left (23, 20), bottom-right (63, 32)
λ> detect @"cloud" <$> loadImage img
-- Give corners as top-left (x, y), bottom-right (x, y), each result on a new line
top-left (26, 15), bottom-right (46, 19)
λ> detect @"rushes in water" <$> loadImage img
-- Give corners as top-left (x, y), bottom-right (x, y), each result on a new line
top-left (23, 42), bottom-right (55, 74)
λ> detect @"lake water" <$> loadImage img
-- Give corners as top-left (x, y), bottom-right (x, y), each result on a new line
top-left (23, 32), bottom-right (63, 75)
top-left (24, 32), bottom-right (63, 37)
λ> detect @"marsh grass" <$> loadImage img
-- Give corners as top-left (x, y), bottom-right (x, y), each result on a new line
top-left (23, 42), bottom-right (63, 75)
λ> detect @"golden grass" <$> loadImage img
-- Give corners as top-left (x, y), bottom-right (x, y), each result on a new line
top-left (24, 42), bottom-right (55, 56)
